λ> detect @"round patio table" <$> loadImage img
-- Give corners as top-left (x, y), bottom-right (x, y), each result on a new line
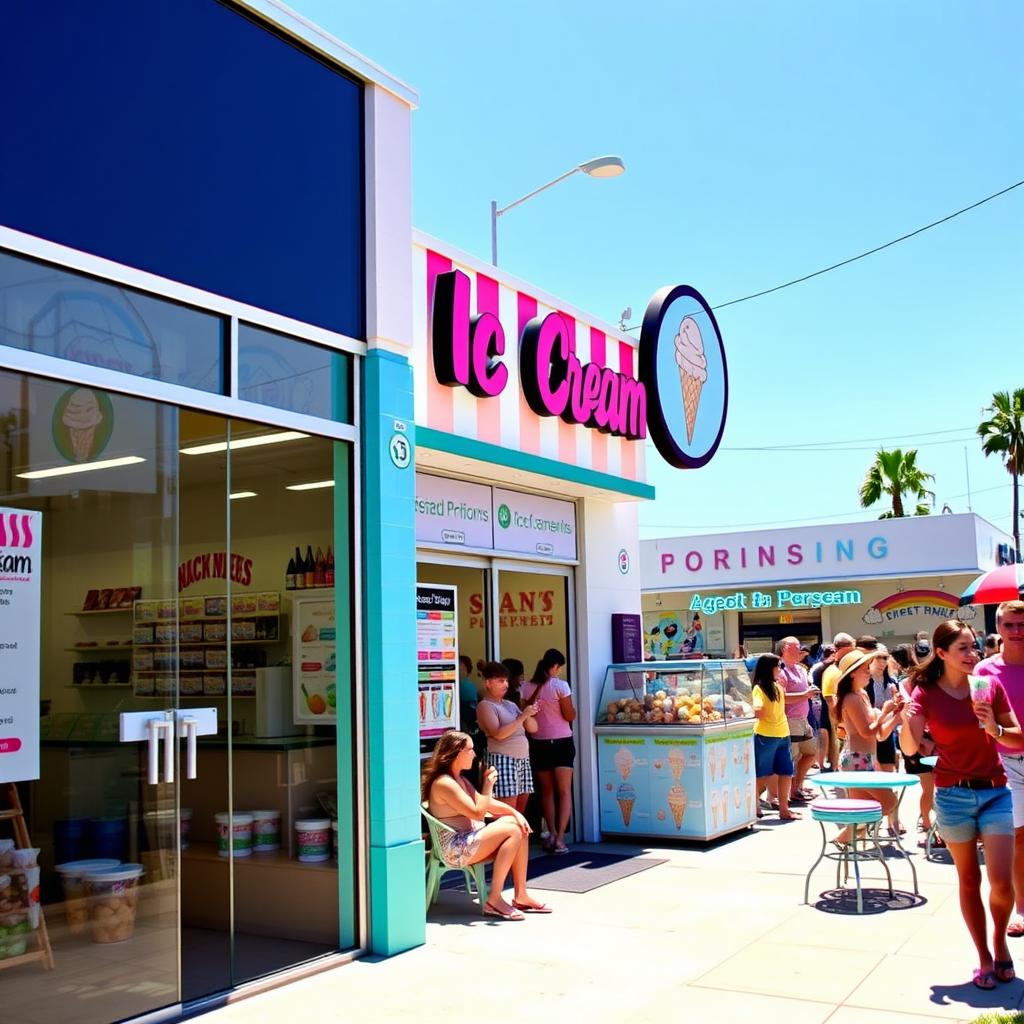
top-left (809, 771), bottom-right (921, 894)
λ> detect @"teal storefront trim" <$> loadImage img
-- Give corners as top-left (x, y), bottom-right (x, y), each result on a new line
top-left (417, 426), bottom-right (655, 500)
top-left (361, 348), bottom-right (425, 955)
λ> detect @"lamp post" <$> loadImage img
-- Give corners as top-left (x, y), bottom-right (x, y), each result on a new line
top-left (490, 155), bottom-right (625, 266)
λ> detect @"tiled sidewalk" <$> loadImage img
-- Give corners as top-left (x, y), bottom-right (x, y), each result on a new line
top-left (205, 789), bottom-right (1024, 1024)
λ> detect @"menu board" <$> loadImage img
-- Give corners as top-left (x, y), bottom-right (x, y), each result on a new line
top-left (292, 596), bottom-right (337, 724)
top-left (0, 508), bottom-right (42, 783)
top-left (416, 584), bottom-right (458, 740)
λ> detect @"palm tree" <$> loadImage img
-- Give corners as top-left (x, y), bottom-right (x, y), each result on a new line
top-left (978, 388), bottom-right (1024, 559)
top-left (859, 448), bottom-right (935, 519)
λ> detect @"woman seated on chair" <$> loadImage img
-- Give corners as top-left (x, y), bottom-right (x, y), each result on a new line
top-left (423, 730), bottom-right (551, 919)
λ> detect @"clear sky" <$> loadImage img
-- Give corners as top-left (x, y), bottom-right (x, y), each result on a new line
top-left (298, 0), bottom-right (1024, 540)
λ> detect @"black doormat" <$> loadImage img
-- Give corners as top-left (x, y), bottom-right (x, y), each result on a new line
top-left (441, 850), bottom-right (667, 894)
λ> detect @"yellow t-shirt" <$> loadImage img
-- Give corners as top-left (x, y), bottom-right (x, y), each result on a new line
top-left (752, 683), bottom-right (789, 738)
top-left (821, 664), bottom-right (841, 701)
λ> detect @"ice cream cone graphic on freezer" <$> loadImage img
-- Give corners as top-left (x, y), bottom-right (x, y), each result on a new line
top-left (62, 388), bottom-right (104, 462)
top-left (667, 784), bottom-right (688, 830)
top-left (617, 784), bottom-right (636, 827)
top-left (430, 689), bottom-right (439, 718)
top-left (722, 786), bottom-right (730, 822)
top-left (707, 749), bottom-right (717, 782)
top-left (674, 317), bottom-right (708, 445)
top-left (718, 749), bottom-right (727, 779)
top-left (615, 747), bottom-right (635, 781)
top-left (667, 747), bottom-right (685, 782)
top-left (745, 781), bottom-right (754, 817)
top-left (743, 741), bottom-right (751, 775)
top-left (733, 786), bottom-right (741, 811)
top-left (710, 790), bottom-right (719, 830)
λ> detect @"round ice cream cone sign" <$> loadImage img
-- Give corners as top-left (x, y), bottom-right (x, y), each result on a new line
top-left (639, 285), bottom-right (727, 470)
top-left (52, 387), bottom-right (114, 463)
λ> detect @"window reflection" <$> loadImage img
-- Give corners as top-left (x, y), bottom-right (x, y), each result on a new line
top-left (0, 249), bottom-right (225, 393)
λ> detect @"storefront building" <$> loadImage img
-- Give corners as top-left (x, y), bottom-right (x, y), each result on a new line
top-left (641, 514), bottom-right (1015, 656)
top-left (1, 2), bottom-right (422, 1021)
top-left (0, 4), bottom-right (731, 1020)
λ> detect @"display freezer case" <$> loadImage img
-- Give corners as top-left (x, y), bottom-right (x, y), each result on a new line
top-left (595, 660), bottom-right (757, 841)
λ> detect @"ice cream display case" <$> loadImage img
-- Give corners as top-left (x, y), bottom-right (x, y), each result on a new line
top-left (595, 660), bottom-right (757, 841)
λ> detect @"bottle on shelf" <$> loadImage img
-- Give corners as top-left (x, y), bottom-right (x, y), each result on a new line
top-left (325, 546), bottom-right (335, 588)
top-left (286, 553), bottom-right (297, 590)
top-left (294, 546), bottom-right (307, 590)
top-left (304, 545), bottom-right (315, 589)
top-left (314, 546), bottom-right (325, 587)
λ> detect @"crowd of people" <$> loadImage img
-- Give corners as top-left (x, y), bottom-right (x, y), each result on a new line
top-left (749, 602), bottom-right (1024, 991)
top-left (424, 647), bottom-right (575, 919)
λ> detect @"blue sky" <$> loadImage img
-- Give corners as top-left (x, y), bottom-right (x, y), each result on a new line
top-left (299, 0), bottom-right (1024, 539)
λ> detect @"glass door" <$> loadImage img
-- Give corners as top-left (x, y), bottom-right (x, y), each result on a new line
top-left (0, 371), bottom-right (185, 1024)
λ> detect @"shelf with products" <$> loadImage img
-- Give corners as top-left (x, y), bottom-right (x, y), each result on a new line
top-left (64, 643), bottom-right (133, 651)
top-left (65, 608), bottom-right (133, 617)
top-left (134, 639), bottom-right (278, 649)
top-left (64, 683), bottom-right (133, 689)
top-left (285, 542), bottom-right (335, 592)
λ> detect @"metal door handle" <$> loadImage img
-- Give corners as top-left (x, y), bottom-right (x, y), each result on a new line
top-left (179, 717), bottom-right (198, 780)
top-left (146, 718), bottom-right (174, 785)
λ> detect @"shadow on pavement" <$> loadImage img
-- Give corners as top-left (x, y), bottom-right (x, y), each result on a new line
top-left (810, 887), bottom-right (927, 915)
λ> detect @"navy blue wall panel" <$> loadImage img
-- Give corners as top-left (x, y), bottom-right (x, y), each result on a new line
top-left (0, 0), bottom-right (364, 338)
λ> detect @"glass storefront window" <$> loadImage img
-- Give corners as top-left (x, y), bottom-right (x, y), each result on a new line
top-left (0, 249), bottom-right (226, 393)
top-left (238, 324), bottom-right (352, 423)
top-left (0, 369), bottom-right (355, 1022)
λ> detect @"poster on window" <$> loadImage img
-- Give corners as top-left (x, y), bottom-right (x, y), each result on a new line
top-left (417, 584), bottom-right (458, 740)
top-left (292, 596), bottom-right (337, 724)
top-left (0, 508), bottom-right (42, 783)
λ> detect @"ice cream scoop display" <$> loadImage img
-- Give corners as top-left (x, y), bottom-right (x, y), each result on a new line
top-left (595, 659), bottom-right (756, 841)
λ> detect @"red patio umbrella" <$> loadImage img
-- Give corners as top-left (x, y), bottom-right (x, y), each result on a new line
top-left (959, 563), bottom-right (1024, 606)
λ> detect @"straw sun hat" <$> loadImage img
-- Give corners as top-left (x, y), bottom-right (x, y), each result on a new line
top-left (832, 649), bottom-right (877, 687)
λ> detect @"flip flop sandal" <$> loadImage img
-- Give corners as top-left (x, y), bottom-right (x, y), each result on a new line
top-left (484, 901), bottom-right (525, 921)
top-left (972, 968), bottom-right (997, 990)
top-left (552, 842), bottom-right (570, 855)
top-left (1008, 918), bottom-right (1024, 938)
top-left (995, 960), bottom-right (1016, 983)
top-left (512, 900), bottom-right (553, 914)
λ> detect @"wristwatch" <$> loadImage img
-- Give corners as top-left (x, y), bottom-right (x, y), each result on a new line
top-left (997, 724), bottom-right (1006, 739)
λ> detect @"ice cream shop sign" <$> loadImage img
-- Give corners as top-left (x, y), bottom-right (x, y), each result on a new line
top-left (431, 272), bottom-right (728, 469)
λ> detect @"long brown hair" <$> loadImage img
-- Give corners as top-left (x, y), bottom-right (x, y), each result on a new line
top-left (906, 619), bottom-right (974, 691)
top-left (421, 730), bottom-right (472, 802)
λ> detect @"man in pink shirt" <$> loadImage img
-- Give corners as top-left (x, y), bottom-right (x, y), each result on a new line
top-left (778, 636), bottom-right (816, 802)
top-left (976, 600), bottom-right (1024, 936)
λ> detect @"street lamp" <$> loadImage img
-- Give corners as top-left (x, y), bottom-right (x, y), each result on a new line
top-left (490, 155), bottom-right (625, 265)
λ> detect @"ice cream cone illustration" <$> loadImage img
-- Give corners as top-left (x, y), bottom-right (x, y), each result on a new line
top-left (732, 743), bottom-right (740, 766)
top-left (743, 742), bottom-right (751, 775)
top-left (707, 750), bottom-right (717, 782)
top-left (430, 689), bottom-right (439, 717)
top-left (745, 781), bottom-right (754, 816)
top-left (62, 388), bottom-right (104, 462)
top-left (617, 783), bottom-right (636, 827)
top-left (733, 786), bottom-right (741, 811)
top-left (443, 688), bottom-right (452, 718)
top-left (667, 747), bottom-right (685, 782)
top-left (615, 747), bottom-right (635, 781)
top-left (718, 749), bottom-right (727, 779)
top-left (418, 690), bottom-right (426, 721)
top-left (722, 786), bottom-right (730, 819)
top-left (667, 784), bottom-right (688, 830)
top-left (674, 317), bottom-right (708, 445)
top-left (710, 791), bottom-right (719, 829)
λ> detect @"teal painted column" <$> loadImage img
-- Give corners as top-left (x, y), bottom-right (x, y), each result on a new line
top-left (361, 348), bottom-right (424, 955)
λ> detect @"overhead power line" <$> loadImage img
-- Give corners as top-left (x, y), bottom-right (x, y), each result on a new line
top-left (712, 178), bottom-right (1024, 310)
top-left (624, 178), bottom-right (1024, 327)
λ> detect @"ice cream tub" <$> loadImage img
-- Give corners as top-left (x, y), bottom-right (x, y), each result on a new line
top-left (215, 812), bottom-right (253, 858)
top-left (294, 818), bottom-right (331, 862)
top-left (56, 859), bottom-right (120, 935)
top-left (250, 809), bottom-right (281, 852)
top-left (83, 864), bottom-right (144, 944)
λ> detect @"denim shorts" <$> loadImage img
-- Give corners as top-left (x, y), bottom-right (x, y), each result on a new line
top-left (754, 734), bottom-right (794, 778)
top-left (934, 784), bottom-right (1014, 843)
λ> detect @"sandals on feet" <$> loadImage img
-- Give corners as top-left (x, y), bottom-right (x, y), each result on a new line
top-left (552, 842), bottom-right (570, 855)
top-left (973, 968), bottom-right (997, 990)
top-left (512, 899), bottom-right (553, 914)
top-left (995, 960), bottom-right (1016, 983)
top-left (1008, 917), bottom-right (1024, 938)
top-left (483, 901), bottom-right (525, 921)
